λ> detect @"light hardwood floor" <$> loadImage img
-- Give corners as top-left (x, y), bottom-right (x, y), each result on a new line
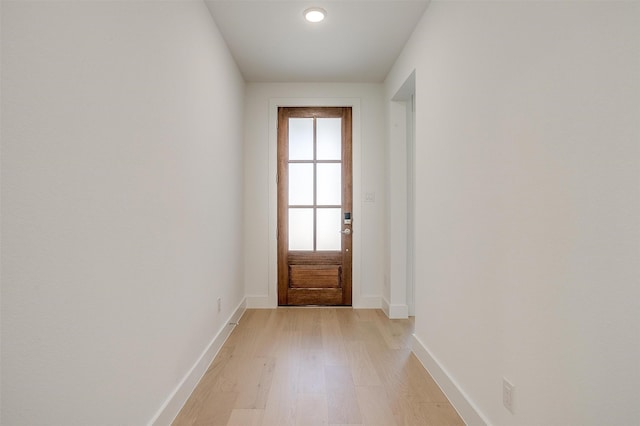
top-left (172, 308), bottom-right (464, 426)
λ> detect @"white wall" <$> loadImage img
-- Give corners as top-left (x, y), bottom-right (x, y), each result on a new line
top-left (1, 1), bottom-right (245, 424)
top-left (386, 1), bottom-right (640, 425)
top-left (386, 100), bottom-right (408, 317)
top-left (243, 83), bottom-right (386, 308)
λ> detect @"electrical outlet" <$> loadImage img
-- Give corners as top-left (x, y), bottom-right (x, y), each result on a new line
top-left (217, 297), bottom-right (221, 313)
top-left (503, 378), bottom-right (515, 414)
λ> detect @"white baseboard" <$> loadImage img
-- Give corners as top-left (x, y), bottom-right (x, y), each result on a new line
top-left (381, 297), bottom-right (390, 316)
top-left (381, 298), bottom-right (409, 319)
top-left (245, 295), bottom-right (274, 308)
top-left (353, 295), bottom-right (381, 309)
top-left (149, 298), bottom-right (247, 426)
top-left (411, 334), bottom-right (490, 426)
top-left (389, 304), bottom-right (408, 319)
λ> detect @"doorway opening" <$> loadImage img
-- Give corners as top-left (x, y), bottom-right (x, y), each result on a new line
top-left (391, 71), bottom-right (416, 316)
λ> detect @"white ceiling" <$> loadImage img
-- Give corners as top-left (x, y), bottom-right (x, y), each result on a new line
top-left (205, 0), bottom-right (430, 83)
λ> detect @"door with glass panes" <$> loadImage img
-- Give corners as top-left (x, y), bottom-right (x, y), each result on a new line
top-left (277, 107), bottom-right (352, 305)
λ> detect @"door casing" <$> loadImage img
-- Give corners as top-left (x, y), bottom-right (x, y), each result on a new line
top-left (265, 98), bottom-right (363, 309)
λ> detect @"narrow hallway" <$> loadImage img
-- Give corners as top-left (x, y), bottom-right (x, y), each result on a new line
top-left (173, 309), bottom-right (463, 426)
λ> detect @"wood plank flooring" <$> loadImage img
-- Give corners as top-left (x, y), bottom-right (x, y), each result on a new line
top-left (172, 308), bottom-right (464, 426)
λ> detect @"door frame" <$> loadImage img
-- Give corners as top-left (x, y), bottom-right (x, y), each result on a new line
top-left (267, 98), bottom-right (363, 308)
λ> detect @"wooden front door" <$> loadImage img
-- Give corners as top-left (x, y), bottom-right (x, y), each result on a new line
top-left (277, 107), bottom-right (352, 306)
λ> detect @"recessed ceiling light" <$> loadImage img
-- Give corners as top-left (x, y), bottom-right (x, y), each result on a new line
top-left (303, 7), bottom-right (326, 23)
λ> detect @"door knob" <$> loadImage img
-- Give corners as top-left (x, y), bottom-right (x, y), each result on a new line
top-left (341, 228), bottom-right (351, 235)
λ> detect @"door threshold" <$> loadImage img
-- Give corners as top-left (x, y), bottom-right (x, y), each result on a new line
top-left (277, 305), bottom-right (353, 308)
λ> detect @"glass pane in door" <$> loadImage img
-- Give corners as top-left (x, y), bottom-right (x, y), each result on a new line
top-left (286, 114), bottom-right (344, 253)
top-left (316, 208), bottom-right (342, 250)
top-left (288, 163), bottom-right (314, 205)
top-left (316, 118), bottom-right (342, 160)
top-left (316, 163), bottom-right (341, 205)
top-left (289, 118), bottom-right (314, 160)
top-left (289, 208), bottom-right (314, 250)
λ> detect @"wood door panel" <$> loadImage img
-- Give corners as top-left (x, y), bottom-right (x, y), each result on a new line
top-left (278, 107), bottom-right (352, 306)
top-left (287, 289), bottom-right (343, 305)
top-left (289, 265), bottom-right (342, 289)
top-left (288, 252), bottom-right (342, 264)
